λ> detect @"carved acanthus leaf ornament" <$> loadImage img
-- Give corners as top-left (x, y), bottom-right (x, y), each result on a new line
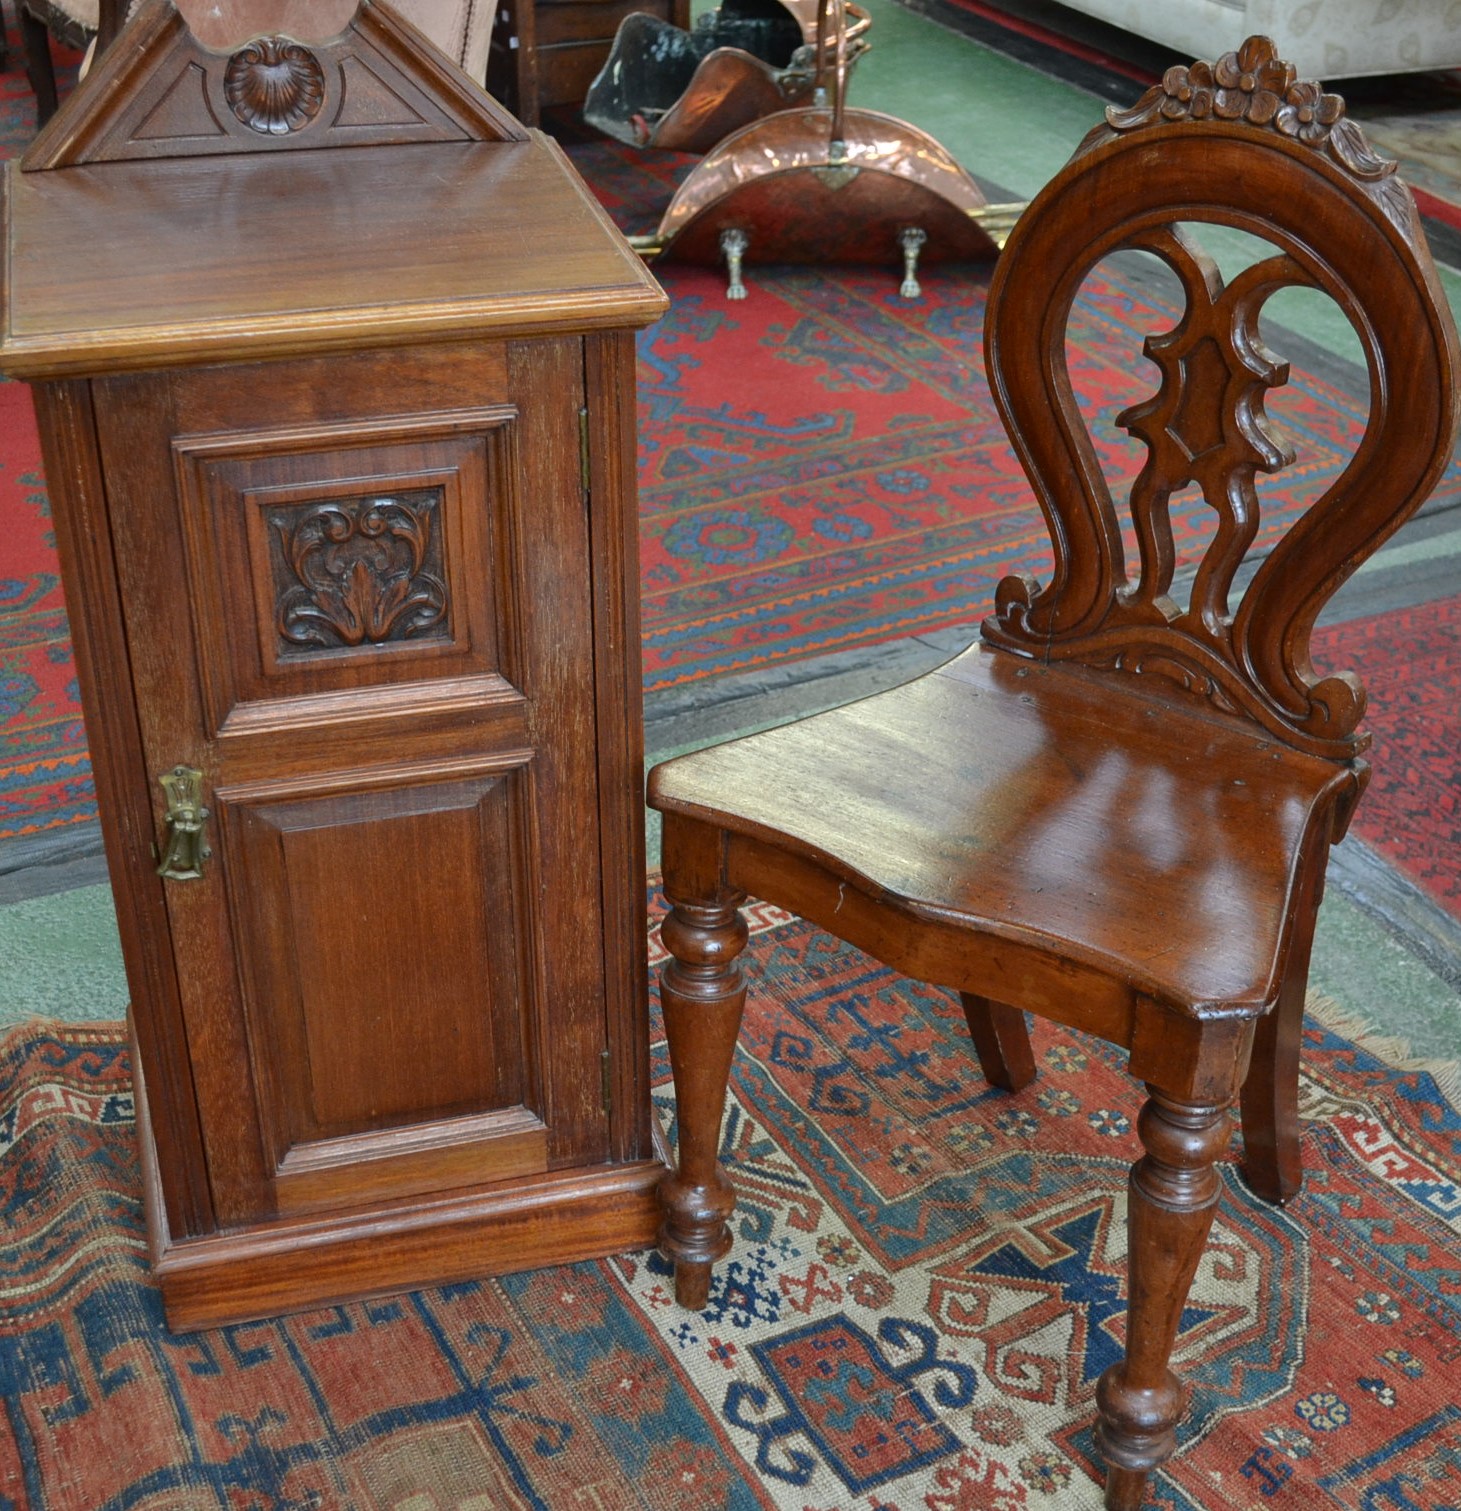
top-left (270, 491), bottom-right (449, 653)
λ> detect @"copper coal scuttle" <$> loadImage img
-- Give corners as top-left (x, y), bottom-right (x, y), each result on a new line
top-left (585, 0), bottom-right (1023, 298)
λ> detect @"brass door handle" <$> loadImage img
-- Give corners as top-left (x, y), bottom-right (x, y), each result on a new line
top-left (156, 765), bottom-right (212, 881)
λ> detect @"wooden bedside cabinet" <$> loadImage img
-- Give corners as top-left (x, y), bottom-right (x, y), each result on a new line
top-left (1, 0), bottom-right (669, 1329)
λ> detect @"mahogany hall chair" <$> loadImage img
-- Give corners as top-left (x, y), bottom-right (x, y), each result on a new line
top-left (647, 35), bottom-right (1459, 1511)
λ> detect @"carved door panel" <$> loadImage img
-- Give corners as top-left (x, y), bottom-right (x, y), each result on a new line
top-left (94, 339), bottom-right (610, 1228)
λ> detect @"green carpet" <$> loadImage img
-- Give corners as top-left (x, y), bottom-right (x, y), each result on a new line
top-left (0, 883), bottom-right (125, 1025)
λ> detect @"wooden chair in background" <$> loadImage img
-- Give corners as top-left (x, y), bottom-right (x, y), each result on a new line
top-left (647, 36), bottom-right (1459, 1511)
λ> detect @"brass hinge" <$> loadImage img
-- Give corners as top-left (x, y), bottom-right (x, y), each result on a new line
top-left (600, 1049), bottom-right (613, 1117)
top-left (578, 406), bottom-right (591, 499)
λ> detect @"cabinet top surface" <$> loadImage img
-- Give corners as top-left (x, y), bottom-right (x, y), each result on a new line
top-left (1, 134), bottom-right (667, 378)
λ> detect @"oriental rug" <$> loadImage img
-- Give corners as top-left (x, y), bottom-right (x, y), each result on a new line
top-left (628, 255), bottom-right (1432, 692)
top-left (1314, 592), bottom-right (1461, 919)
top-left (0, 382), bottom-right (86, 850)
top-left (2, 902), bottom-right (1459, 1509)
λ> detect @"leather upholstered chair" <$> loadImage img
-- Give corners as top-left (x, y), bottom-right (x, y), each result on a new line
top-left (646, 36), bottom-right (1459, 1511)
top-left (388, 0), bottom-right (497, 84)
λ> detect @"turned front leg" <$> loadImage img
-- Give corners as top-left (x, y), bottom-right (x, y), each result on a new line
top-left (657, 893), bottom-right (749, 1309)
top-left (1096, 1089), bottom-right (1231, 1511)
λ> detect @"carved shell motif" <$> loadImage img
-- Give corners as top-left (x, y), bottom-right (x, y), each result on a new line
top-left (224, 37), bottom-right (327, 136)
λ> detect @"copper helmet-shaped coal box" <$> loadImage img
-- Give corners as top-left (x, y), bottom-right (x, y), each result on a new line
top-left (583, 0), bottom-right (869, 154)
top-left (628, 0), bottom-right (1023, 299)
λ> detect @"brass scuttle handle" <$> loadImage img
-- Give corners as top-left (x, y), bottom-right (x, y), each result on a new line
top-left (156, 765), bottom-right (212, 881)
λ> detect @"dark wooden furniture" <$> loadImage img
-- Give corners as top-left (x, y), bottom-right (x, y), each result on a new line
top-left (647, 36), bottom-right (1459, 1511)
top-left (487, 0), bottom-right (688, 126)
top-left (1, 0), bottom-right (668, 1330)
top-left (20, 0), bottom-right (127, 126)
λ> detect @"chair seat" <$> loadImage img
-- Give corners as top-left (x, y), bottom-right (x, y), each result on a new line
top-left (649, 643), bottom-right (1354, 1012)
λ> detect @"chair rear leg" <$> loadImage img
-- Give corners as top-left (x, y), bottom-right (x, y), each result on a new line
top-left (1239, 966), bottom-right (1306, 1203)
top-left (961, 993), bottom-right (1037, 1092)
top-left (1239, 866), bottom-right (1323, 1204)
top-left (658, 888), bottom-right (749, 1310)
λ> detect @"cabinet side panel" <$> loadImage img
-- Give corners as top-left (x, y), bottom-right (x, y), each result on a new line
top-left (30, 379), bottom-right (215, 1237)
top-left (584, 331), bottom-right (652, 1164)
top-left (506, 337), bottom-right (611, 1167)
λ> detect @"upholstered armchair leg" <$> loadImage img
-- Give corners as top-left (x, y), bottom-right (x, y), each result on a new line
top-left (657, 889), bottom-right (750, 1310)
top-left (961, 992), bottom-right (1037, 1091)
top-left (1096, 1089), bottom-right (1231, 1511)
top-left (20, 5), bottom-right (58, 126)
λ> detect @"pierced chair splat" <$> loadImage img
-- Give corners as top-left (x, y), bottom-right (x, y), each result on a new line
top-left (646, 35), bottom-right (1459, 1511)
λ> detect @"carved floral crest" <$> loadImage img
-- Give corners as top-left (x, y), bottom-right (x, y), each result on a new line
top-left (1104, 36), bottom-right (1396, 186)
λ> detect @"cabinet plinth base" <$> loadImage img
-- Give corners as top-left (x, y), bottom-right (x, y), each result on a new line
top-left (136, 1052), bottom-right (668, 1332)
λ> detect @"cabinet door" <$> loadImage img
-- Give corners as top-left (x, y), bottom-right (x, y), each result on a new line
top-left (95, 340), bottom-right (611, 1227)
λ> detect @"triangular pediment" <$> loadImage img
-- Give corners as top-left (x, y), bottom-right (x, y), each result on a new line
top-left (22, 0), bottom-right (527, 171)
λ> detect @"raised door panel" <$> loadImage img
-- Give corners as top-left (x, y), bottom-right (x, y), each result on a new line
top-left (222, 765), bottom-right (548, 1216)
top-left (173, 411), bottom-right (518, 728)
top-left (93, 338), bottom-right (609, 1232)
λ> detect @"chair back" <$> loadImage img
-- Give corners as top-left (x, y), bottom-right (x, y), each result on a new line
top-left (388, 0), bottom-right (497, 82)
top-left (981, 36), bottom-right (1460, 760)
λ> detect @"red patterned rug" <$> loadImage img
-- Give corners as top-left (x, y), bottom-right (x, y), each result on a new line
top-left (5, 107), bottom-right (1459, 851)
top-left (0, 381), bottom-right (87, 848)
top-left (0, 32), bottom-right (90, 851)
top-left (1315, 593), bottom-right (1461, 917)
top-left (629, 256), bottom-right (1422, 692)
top-left (2, 903), bottom-right (1460, 1509)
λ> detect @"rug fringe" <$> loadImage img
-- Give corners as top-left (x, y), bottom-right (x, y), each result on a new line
top-left (1306, 989), bottom-right (1461, 1109)
top-left (0, 1015), bottom-right (128, 1053)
